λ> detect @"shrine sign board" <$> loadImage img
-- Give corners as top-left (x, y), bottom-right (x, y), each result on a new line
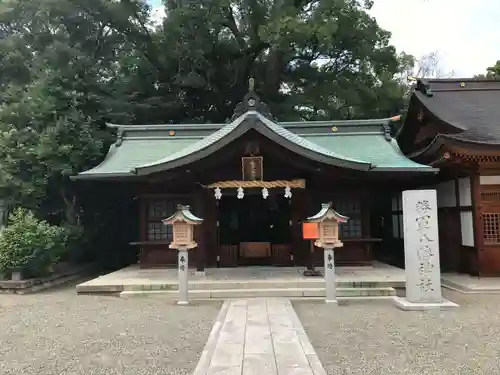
top-left (393, 190), bottom-right (458, 310)
top-left (242, 156), bottom-right (263, 181)
top-left (402, 190), bottom-right (441, 303)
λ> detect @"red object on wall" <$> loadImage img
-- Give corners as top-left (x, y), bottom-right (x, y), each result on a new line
top-left (302, 222), bottom-right (319, 239)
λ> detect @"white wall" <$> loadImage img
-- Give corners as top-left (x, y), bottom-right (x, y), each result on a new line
top-left (480, 175), bottom-right (500, 185)
top-left (429, 180), bottom-right (474, 247)
top-left (460, 211), bottom-right (474, 246)
top-left (458, 177), bottom-right (472, 206)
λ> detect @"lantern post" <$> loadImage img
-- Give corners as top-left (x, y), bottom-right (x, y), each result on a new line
top-left (163, 205), bottom-right (203, 305)
top-left (305, 203), bottom-right (349, 304)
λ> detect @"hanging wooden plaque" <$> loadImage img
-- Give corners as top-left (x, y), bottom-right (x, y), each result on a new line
top-left (241, 156), bottom-right (263, 181)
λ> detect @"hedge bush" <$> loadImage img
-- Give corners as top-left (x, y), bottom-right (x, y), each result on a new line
top-left (0, 208), bottom-right (66, 277)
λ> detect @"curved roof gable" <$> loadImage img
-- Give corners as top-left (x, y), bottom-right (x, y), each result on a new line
top-left (73, 78), bottom-right (435, 180)
top-left (133, 111), bottom-right (372, 176)
top-left (408, 78), bottom-right (500, 147)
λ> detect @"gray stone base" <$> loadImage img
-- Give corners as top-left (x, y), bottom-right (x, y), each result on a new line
top-left (303, 269), bottom-right (323, 277)
top-left (194, 271), bottom-right (206, 278)
top-left (1, 263), bottom-right (98, 294)
top-left (393, 296), bottom-right (459, 311)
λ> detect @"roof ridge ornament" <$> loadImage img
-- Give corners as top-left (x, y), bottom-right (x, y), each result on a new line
top-left (249, 77), bottom-right (255, 92)
top-left (415, 79), bottom-right (434, 97)
top-left (230, 77), bottom-right (275, 121)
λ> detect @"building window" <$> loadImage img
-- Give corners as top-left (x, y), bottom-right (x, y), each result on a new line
top-left (391, 193), bottom-right (403, 239)
top-left (340, 218), bottom-right (362, 238)
top-left (334, 198), bottom-right (362, 239)
top-left (147, 222), bottom-right (170, 241)
top-left (483, 213), bottom-right (500, 245)
top-left (145, 198), bottom-right (191, 242)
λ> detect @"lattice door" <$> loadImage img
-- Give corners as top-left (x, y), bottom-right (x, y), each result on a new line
top-left (480, 185), bottom-right (500, 246)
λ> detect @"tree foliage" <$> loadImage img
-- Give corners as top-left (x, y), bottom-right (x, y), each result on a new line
top-left (0, 208), bottom-right (66, 276)
top-left (0, 0), bottom-right (416, 262)
top-left (475, 60), bottom-right (500, 79)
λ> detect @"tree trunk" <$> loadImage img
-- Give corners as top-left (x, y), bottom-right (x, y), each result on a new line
top-left (265, 48), bottom-right (286, 99)
top-left (61, 188), bottom-right (78, 225)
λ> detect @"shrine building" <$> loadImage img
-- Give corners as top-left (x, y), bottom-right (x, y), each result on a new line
top-left (73, 82), bottom-right (437, 272)
top-left (399, 78), bottom-right (500, 277)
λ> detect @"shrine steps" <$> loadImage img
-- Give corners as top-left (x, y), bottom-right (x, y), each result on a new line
top-left (117, 285), bottom-right (397, 299)
top-left (76, 264), bottom-right (406, 297)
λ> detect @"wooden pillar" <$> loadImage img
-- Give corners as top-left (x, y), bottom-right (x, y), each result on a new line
top-left (195, 189), bottom-right (206, 272)
top-left (454, 178), bottom-right (463, 273)
top-left (291, 189), bottom-right (307, 266)
top-left (204, 189), bottom-right (218, 267)
top-left (470, 172), bottom-right (483, 276)
top-left (361, 192), bottom-right (372, 263)
top-left (138, 197), bottom-right (147, 267)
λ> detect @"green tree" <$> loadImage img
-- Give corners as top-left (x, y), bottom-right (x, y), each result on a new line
top-left (0, 0), bottom-right (129, 220)
top-left (475, 60), bottom-right (500, 79)
top-left (72, 0), bottom-right (415, 122)
top-left (0, 0), bottom-right (415, 227)
top-left (485, 61), bottom-right (500, 78)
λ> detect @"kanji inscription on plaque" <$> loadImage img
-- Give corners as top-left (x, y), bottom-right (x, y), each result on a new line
top-left (402, 190), bottom-right (442, 304)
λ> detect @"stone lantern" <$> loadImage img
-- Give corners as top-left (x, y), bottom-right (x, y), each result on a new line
top-left (306, 202), bottom-right (349, 304)
top-left (163, 204), bottom-right (203, 305)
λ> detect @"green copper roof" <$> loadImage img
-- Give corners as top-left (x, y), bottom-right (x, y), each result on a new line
top-left (75, 137), bottom-right (199, 178)
top-left (133, 111), bottom-right (372, 176)
top-left (302, 134), bottom-right (427, 171)
top-left (73, 87), bottom-right (434, 180)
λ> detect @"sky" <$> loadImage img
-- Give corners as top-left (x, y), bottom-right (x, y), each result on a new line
top-left (148, 0), bottom-right (499, 77)
top-left (368, 0), bottom-right (500, 77)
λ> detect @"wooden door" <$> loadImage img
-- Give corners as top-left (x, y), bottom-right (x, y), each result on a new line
top-left (438, 208), bottom-right (461, 272)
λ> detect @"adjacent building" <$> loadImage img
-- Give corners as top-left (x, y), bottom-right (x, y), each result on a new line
top-left (398, 78), bottom-right (500, 276)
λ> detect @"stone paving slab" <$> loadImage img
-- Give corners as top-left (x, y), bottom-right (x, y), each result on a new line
top-left (193, 298), bottom-right (327, 375)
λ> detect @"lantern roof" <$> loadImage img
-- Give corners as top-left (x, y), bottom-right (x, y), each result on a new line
top-left (162, 205), bottom-right (203, 225)
top-left (306, 202), bottom-right (349, 223)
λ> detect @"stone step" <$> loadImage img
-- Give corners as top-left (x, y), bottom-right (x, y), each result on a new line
top-left (119, 287), bottom-right (396, 299)
top-left (76, 279), bottom-right (404, 294)
top-left (441, 279), bottom-right (500, 294)
top-left (114, 280), bottom-right (402, 292)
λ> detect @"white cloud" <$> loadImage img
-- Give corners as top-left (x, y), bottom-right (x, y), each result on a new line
top-left (368, 0), bottom-right (500, 77)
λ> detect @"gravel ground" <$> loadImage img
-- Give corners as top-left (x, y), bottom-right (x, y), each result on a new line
top-left (0, 281), bottom-right (222, 375)
top-left (294, 290), bottom-right (500, 375)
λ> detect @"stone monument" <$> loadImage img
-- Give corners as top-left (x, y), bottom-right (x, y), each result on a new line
top-left (393, 190), bottom-right (458, 310)
top-left (305, 203), bottom-right (349, 304)
top-left (163, 205), bottom-right (203, 305)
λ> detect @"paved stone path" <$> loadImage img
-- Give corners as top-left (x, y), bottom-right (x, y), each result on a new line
top-left (193, 298), bottom-right (326, 375)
